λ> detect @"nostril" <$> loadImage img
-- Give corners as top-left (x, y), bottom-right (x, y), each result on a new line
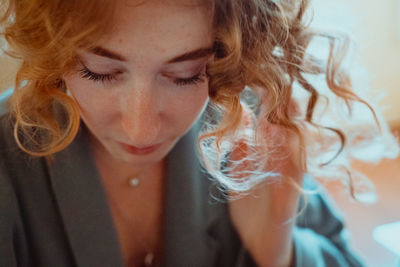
top-left (120, 113), bottom-right (162, 146)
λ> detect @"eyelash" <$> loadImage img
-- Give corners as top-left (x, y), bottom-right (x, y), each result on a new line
top-left (79, 66), bottom-right (206, 86)
top-left (79, 67), bottom-right (117, 83)
top-left (173, 72), bottom-right (206, 86)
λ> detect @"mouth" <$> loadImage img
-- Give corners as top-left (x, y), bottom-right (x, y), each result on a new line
top-left (118, 142), bottom-right (161, 155)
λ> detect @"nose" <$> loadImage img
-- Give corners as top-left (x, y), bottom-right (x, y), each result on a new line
top-left (120, 82), bottom-right (162, 147)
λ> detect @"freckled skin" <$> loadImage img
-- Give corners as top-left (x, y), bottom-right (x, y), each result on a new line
top-left (64, 0), bottom-right (213, 176)
top-left (63, 3), bottom-right (214, 264)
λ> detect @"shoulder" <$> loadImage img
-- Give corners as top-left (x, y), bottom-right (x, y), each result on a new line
top-left (0, 158), bottom-right (30, 266)
top-left (0, 113), bottom-right (25, 217)
top-left (0, 89), bottom-right (20, 215)
top-left (0, 112), bottom-right (47, 266)
top-left (0, 111), bottom-right (26, 165)
top-left (0, 114), bottom-right (26, 256)
top-left (0, 108), bottom-right (48, 220)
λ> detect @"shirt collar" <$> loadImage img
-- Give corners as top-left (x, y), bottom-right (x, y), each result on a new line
top-left (47, 118), bottom-right (223, 267)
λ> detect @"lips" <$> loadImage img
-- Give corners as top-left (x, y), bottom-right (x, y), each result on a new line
top-left (119, 142), bottom-right (161, 155)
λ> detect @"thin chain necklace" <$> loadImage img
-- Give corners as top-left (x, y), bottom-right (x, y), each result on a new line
top-left (90, 136), bottom-right (164, 266)
top-left (106, 185), bottom-right (162, 267)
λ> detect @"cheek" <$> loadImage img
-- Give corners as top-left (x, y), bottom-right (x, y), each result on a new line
top-left (64, 75), bottom-right (119, 126)
top-left (167, 86), bottom-right (209, 126)
top-left (64, 73), bottom-right (209, 137)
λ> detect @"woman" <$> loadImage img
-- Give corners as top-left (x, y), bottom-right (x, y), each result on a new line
top-left (0, 0), bottom-right (396, 266)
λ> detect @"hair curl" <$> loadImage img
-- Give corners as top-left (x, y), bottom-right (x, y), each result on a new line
top-left (1, 0), bottom-right (398, 201)
top-left (0, 0), bottom-right (115, 155)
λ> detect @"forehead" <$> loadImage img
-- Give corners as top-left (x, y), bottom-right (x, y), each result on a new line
top-left (96, 0), bottom-right (214, 64)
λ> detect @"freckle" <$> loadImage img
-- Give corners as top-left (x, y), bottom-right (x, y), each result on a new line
top-left (118, 38), bottom-right (123, 44)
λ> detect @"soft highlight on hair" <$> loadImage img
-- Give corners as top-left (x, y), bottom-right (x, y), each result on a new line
top-left (1, 0), bottom-right (398, 201)
top-left (0, 0), bottom-right (115, 156)
top-left (196, 0), bottom-right (398, 201)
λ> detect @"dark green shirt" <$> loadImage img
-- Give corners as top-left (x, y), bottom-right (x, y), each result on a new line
top-left (0, 91), bottom-right (363, 267)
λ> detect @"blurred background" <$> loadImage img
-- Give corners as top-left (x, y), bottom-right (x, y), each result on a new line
top-left (310, 1), bottom-right (400, 266)
top-left (0, 0), bottom-right (399, 266)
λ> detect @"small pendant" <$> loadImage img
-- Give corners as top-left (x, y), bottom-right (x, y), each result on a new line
top-left (144, 252), bottom-right (155, 266)
top-left (129, 177), bottom-right (140, 187)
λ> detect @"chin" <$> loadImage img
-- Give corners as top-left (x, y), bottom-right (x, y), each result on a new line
top-left (114, 141), bottom-right (171, 165)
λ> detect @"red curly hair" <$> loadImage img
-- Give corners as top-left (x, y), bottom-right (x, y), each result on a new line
top-left (1, 0), bottom-right (397, 199)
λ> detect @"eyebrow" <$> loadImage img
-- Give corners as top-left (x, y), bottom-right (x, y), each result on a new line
top-left (90, 46), bottom-right (127, 61)
top-left (89, 46), bottom-right (214, 64)
top-left (166, 47), bottom-right (214, 63)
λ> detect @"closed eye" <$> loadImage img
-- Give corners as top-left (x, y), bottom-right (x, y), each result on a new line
top-left (79, 67), bottom-right (118, 83)
top-left (79, 65), bottom-right (208, 87)
top-left (173, 72), bottom-right (207, 86)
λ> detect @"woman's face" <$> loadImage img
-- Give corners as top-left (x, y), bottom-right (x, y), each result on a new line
top-left (64, 0), bottom-right (213, 167)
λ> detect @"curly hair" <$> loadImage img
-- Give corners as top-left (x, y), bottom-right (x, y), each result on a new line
top-left (199, 0), bottom-right (398, 200)
top-left (1, 0), bottom-right (397, 200)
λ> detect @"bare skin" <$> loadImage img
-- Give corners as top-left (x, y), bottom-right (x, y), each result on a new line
top-left (64, 0), bottom-right (304, 266)
top-left (64, 1), bottom-right (212, 264)
top-left (228, 101), bottom-right (304, 267)
top-left (92, 134), bottom-right (166, 266)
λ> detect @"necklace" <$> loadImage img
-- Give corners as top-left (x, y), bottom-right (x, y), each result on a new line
top-left (91, 140), bottom-right (164, 266)
top-left (128, 176), bottom-right (141, 187)
top-left (126, 175), bottom-right (157, 266)
top-left (101, 168), bottom-right (164, 266)
top-left (106, 181), bottom-right (162, 267)
top-left (125, 175), bottom-right (158, 265)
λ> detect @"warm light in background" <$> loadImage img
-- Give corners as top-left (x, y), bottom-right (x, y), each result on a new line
top-left (0, 1), bottom-right (399, 266)
top-left (311, 1), bottom-right (400, 266)
top-left (312, 0), bottom-right (400, 127)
